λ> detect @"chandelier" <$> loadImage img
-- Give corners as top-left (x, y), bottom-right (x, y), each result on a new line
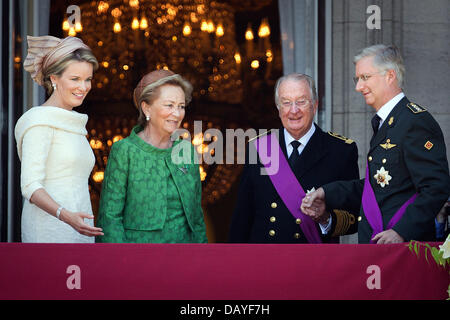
top-left (62, 0), bottom-right (275, 105)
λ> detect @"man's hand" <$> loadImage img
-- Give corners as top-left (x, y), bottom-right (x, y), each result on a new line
top-left (301, 188), bottom-right (328, 223)
top-left (371, 229), bottom-right (404, 244)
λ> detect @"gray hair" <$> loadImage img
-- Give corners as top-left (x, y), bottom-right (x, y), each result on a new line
top-left (274, 73), bottom-right (318, 108)
top-left (43, 48), bottom-right (98, 95)
top-left (136, 74), bottom-right (193, 127)
top-left (353, 44), bottom-right (405, 88)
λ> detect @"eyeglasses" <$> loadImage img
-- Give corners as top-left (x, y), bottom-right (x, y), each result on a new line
top-left (353, 71), bottom-right (385, 85)
top-left (279, 99), bottom-right (310, 110)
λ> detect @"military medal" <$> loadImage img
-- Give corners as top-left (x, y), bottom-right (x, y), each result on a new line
top-left (380, 139), bottom-right (397, 150)
top-left (362, 162), bottom-right (417, 243)
top-left (373, 166), bottom-right (392, 187)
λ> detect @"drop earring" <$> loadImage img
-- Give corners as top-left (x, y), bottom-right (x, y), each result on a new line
top-left (146, 115), bottom-right (150, 121)
top-left (52, 83), bottom-right (57, 90)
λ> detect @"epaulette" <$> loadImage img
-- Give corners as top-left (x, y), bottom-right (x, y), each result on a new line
top-left (406, 102), bottom-right (427, 114)
top-left (327, 131), bottom-right (354, 144)
top-left (248, 129), bottom-right (272, 142)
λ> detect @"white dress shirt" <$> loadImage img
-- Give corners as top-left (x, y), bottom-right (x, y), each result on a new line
top-left (284, 124), bottom-right (316, 158)
top-left (375, 92), bottom-right (405, 129)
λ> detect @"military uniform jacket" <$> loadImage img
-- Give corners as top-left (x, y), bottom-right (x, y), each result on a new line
top-left (323, 97), bottom-right (450, 243)
top-left (229, 124), bottom-right (360, 243)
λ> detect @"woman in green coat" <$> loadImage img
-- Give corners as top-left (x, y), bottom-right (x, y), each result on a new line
top-left (96, 69), bottom-right (207, 243)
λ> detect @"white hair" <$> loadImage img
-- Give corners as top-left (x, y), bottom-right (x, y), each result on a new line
top-left (274, 73), bottom-right (318, 108)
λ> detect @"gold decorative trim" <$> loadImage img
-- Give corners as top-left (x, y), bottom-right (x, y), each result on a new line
top-left (331, 209), bottom-right (355, 237)
top-left (327, 131), bottom-right (354, 144)
top-left (406, 102), bottom-right (427, 114)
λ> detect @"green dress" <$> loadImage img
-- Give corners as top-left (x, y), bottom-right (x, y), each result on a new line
top-left (96, 125), bottom-right (207, 243)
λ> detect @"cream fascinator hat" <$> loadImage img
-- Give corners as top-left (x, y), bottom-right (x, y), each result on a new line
top-left (23, 35), bottom-right (90, 86)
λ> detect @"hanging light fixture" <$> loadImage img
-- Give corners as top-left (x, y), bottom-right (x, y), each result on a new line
top-left (258, 18), bottom-right (271, 38)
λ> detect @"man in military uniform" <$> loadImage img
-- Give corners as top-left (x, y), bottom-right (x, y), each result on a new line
top-left (229, 73), bottom-right (360, 243)
top-left (301, 44), bottom-right (450, 244)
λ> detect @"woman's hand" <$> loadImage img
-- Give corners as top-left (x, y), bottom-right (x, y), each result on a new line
top-left (59, 209), bottom-right (104, 237)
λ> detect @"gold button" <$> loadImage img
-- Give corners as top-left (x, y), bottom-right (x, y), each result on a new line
top-left (270, 216), bottom-right (276, 223)
top-left (358, 216), bottom-right (362, 222)
top-left (294, 233), bottom-right (300, 239)
top-left (382, 158), bottom-right (386, 164)
top-left (296, 218), bottom-right (302, 224)
top-left (368, 156), bottom-right (373, 161)
top-left (386, 139), bottom-right (391, 143)
top-left (269, 230), bottom-right (275, 236)
top-left (271, 202), bottom-right (277, 209)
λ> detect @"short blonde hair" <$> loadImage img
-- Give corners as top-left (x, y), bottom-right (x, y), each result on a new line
top-left (135, 74), bottom-right (193, 127)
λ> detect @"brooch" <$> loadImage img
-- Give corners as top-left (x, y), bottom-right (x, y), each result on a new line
top-left (178, 167), bottom-right (188, 174)
top-left (374, 166), bottom-right (392, 188)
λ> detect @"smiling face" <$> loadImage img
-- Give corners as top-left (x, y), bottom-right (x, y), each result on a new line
top-left (50, 61), bottom-right (93, 110)
top-left (277, 79), bottom-right (318, 140)
top-left (354, 56), bottom-right (393, 111)
top-left (142, 84), bottom-right (186, 137)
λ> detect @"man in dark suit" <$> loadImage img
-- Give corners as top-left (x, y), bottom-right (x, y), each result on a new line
top-left (301, 45), bottom-right (450, 244)
top-left (229, 74), bottom-right (360, 243)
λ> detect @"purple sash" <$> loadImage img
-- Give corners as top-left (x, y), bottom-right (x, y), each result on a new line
top-left (361, 163), bottom-right (417, 243)
top-left (254, 133), bottom-right (322, 244)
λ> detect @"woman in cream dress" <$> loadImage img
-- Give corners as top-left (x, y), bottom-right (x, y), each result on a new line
top-left (15, 35), bottom-right (103, 242)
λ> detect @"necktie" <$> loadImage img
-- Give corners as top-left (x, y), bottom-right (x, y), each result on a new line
top-left (288, 140), bottom-right (301, 169)
top-left (371, 114), bottom-right (381, 136)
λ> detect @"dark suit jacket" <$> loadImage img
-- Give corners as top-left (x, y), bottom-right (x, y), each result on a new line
top-left (323, 97), bottom-right (450, 243)
top-left (229, 124), bottom-right (360, 243)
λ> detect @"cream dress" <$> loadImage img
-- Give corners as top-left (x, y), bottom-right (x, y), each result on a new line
top-left (15, 106), bottom-right (95, 243)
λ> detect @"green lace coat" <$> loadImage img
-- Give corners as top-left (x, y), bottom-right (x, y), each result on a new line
top-left (96, 126), bottom-right (207, 243)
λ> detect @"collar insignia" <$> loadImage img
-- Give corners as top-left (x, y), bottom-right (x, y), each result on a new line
top-left (424, 141), bottom-right (433, 150)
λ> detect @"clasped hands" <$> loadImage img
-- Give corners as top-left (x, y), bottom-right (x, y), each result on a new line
top-left (300, 187), bottom-right (404, 244)
top-left (300, 188), bottom-right (329, 225)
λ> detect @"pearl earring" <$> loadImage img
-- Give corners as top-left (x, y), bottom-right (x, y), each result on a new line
top-left (52, 83), bottom-right (57, 90)
top-left (146, 115), bottom-right (150, 121)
